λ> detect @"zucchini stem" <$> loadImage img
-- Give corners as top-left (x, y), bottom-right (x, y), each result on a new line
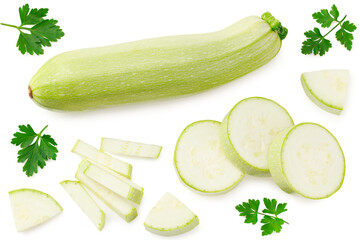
top-left (261, 12), bottom-right (288, 40)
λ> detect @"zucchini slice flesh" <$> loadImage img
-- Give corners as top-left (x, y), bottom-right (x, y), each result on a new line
top-left (144, 193), bottom-right (199, 236)
top-left (60, 180), bottom-right (105, 230)
top-left (29, 13), bottom-right (286, 111)
top-left (221, 97), bottom-right (294, 176)
top-left (174, 120), bottom-right (244, 194)
top-left (268, 123), bottom-right (345, 199)
top-left (9, 189), bottom-right (62, 232)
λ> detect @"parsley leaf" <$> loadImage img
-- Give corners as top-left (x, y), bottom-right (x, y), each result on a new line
top-left (1, 4), bottom-right (64, 55)
top-left (235, 198), bottom-right (288, 236)
top-left (336, 20), bottom-right (357, 51)
top-left (235, 199), bottom-right (260, 224)
top-left (301, 28), bottom-right (332, 56)
top-left (262, 198), bottom-right (277, 214)
top-left (330, 4), bottom-right (339, 20)
top-left (302, 4), bottom-right (356, 56)
top-left (313, 9), bottom-right (335, 28)
top-left (19, 4), bottom-right (48, 26)
top-left (11, 125), bottom-right (58, 177)
top-left (261, 215), bottom-right (285, 236)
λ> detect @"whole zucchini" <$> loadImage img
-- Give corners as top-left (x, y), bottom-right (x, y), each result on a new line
top-left (29, 12), bottom-right (287, 111)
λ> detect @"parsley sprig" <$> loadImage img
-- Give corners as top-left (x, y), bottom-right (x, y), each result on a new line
top-left (235, 198), bottom-right (288, 236)
top-left (1, 4), bottom-right (64, 55)
top-left (11, 124), bottom-right (58, 177)
top-left (301, 4), bottom-right (356, 56)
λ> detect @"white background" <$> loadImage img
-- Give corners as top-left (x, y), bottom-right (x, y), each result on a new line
top-left (0, 0), bottom-right (358, 239)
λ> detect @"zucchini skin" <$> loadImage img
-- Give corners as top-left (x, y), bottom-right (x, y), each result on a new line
top-left (29, 13), bottom-right (286, 111)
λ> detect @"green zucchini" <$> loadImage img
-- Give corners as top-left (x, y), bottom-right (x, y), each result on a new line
top-left (267, 123), bottom-right (345, 199)
top-left (29, 12), bottom-right (287, 111)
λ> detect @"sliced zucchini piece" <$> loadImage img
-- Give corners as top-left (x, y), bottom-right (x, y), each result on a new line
top-left (174, 120), bottom-right (244, 194)
top-left (84, 164), bottom-right (144, 205)
top-left (75, 160), bottom-right (137, 222)
top-left (101, 138), bottom-right (162, 158)
top-left (72, 140), bottom-right (132, 179)
top-left (301, 69), bottom-right (349, 115)
top-left (144, 193), bottom-right (199, 236)
top-left (60, 180), bottom-right (105, 230)
top-left (221, 97), bottom-right (294, 176)
top-left (268, 123), bottom-right (345, 199)
top-left (9, 188), bottom-right (62, 232)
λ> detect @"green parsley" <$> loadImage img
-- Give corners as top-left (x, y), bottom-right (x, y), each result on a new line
top-left (235, 198), bottom-right (288, 236)
top-left (1, 4), bottom-right (64, 55)
top-left (302, 4), bottom-right (356, 56)
top-left (11, 125), bottom-right (58, 177)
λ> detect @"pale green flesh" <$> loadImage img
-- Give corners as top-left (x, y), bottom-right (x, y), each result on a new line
top-left (268, 123), bottom-right (345, 199)
top-left (75, 160), bottom-right (138, 222)
top-left (101, 138), bottom-right (162, 158)
top-left (72, 140), bottom-right (132, 179)
top-left (174, 120), bottom-right (244, 194)
top-left (60, 180), bottom-right (105, 230)
top-left (30, 16), bottom-right (281, 111)
top-left (9, 189), bottom-right (62, 232)
top-left (221, 97), bottom-right (294, 176)
top-left (301, 70), bottom-right (349, 115)
top-left (144, 193), bottom-right (199, 236)
top-left (84, 164), bottom-right (144, 205)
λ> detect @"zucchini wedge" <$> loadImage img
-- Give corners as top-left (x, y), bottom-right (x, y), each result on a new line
top-left (144, 193), bottom-right (199, 236)
top-left (9, 189), bottom-right (62, 232)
